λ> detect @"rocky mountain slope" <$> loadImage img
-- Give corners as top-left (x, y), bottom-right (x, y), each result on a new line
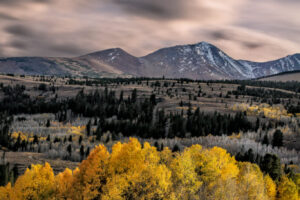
top-left (0, 42), bottom-right (299, 80)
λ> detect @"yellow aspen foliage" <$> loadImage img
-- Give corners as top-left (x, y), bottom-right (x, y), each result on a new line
top-left (72, 144), bottom-right (110, 200)
top-left (55, 168), bottom-right (74, 200)
top-left (199, 147), bottom-right (239, 184)
top-left (238, 162), bottom-right (268, 200)
top-left (159, 146), bottom-right (173, 167)
top-left (102, 138), bottom-right (172, 200)
top-left (1, 138), bottom-right (300, 200)
top-left (11, 131), bottom-right (27, 141)
top-left (292, 173), bottom-right (300, 198)
top-left (232, 103), bottom-right (290, 119)
top-left (264, 174), bottom-right (276, 200)
top-left (277, 176), bottom-right (298, 200)
top-left (169, 145), bottom-right (203, 200)
top-left (12, 162), bottom-right (55, 200)
top-left (198, 147), bottom-right (239, 200)
top-left (68, 125), bottom-right (86, 136)
top-left (10, 131), bottom-right (47, 142)
top-left (0, 183), bottom-right (13, 200)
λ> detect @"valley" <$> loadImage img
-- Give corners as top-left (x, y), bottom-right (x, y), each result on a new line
top-left (0, 74), bottom-right (299, 180)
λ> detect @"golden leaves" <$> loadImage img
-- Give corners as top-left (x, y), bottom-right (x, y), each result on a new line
top-left (264, 174), bottom-right (276, 200)
top-left (55, 168), bottom-right (74, 199)
top-left (169, 145), bottom-right (203, 199)
top-left (68, 126), bottom-right (86, 136)
top-left (103, 138), bottom-right (172, 200)
top-left (238, 162), bottom-right (268, 200)
top-left (233, 103), bottom-right (291, 120)
top-left (277, 176), bottom-right (298, 200)
top-left (12, 162), bottom-right (55, 200)
top-left (0, 138), bottom-right (298, 200)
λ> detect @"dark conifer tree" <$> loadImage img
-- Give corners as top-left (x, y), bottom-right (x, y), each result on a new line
top-left (272, 129), bottom-right (283, 147)
top-left (46, 119), bottom-right (51, 127)
top-left (80, 145), bottom-right (85, 161)
top-left (86, 120), bottom-right (91, 136)
top-left (262, 134), bottom-right (269, 146)
top-left (260, 154), bottom-right (281, 181)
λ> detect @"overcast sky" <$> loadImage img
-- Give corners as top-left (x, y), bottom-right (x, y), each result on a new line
top-left (0, 0), bottom-right (299, 61)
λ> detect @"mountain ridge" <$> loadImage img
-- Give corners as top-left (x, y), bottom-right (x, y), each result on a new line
top-left (0, 42), bottom-right (299, 80)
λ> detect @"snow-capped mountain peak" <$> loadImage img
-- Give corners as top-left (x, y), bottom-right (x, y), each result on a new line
top-left (0, 42), bottom-right (299, 80)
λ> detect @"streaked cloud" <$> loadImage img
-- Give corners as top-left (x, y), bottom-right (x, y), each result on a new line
top-left (0, 0), bottom-right (299, 61)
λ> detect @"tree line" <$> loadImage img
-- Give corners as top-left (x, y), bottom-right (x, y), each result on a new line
top-left (0, 84), bottom-right (255, 140)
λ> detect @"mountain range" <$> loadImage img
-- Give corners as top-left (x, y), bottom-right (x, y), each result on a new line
top-left (0, 42), bottom-right (299, 80)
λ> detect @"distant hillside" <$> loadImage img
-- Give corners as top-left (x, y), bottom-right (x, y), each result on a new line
top-left (0, 42), bottom-right (300, 80)
top-left (258, 70), bottom-right (300, 82)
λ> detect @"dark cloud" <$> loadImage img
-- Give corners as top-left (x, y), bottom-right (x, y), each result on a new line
top-left (3, 24), bottom-right (84, 56)
top-left (242, 42), bottom-right (262, 49)
top-left (0, 13), bottom-right (18, 21)
top-left (9, 40), bottom-right (28, 50)
top-left (208, 30), bottom-right (262, 49)
top-left (209, 31), bottom-right (230, 40)
top-left (0, 0), bottom-right (20, 5)
top-left (0, 0), bottom-right (49, 6)
top-left (112, 0), bottom-right (196, 20)
top-left (49, 44), bottom-right (84, 56)
top-left (5, 24), bottom-right (36, 38)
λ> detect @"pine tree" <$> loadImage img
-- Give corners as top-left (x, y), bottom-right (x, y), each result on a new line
top-left (150, 94), bottom-right (156, 105)
top-left (33, 135), bottom-right (39, 144)
top-left (131, 89), bottom-right (137, 103)
top-left (95, 125), bottom-right (102, 141)
top-left (67, 144), bottom-right (72, 157)
top-left (46, 119), bottom-right (51, 128)
top-left (255, 118), bottom-right (260, 131)
top-left (86, 120), bottom-right (91, 136)
top-left (78, 136), bottom-right (83, 145)
top-left (80, 145), bottom-right (85, 161)
top-left (68, 135), bottom-right (72, 142)
top-left (262, 134), bottom-right (269, 146)
top-left (172, 144), bottom-right (180, 152)
top-left (272, 129), bottom-right (283, 147)
top-left (260, 154), bottom-right (281, 181)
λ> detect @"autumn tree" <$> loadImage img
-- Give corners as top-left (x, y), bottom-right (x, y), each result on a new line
top-left (72, 144), bottom-right (110, 200)
top-left (0, 183), bottom-right (12, 199)
top-left (264, 175), bottom-right (276, 200)
top-left (238, 162), bottom-right (268, 200)
top-left (102, 138), bottom-right (172, 200)
top-left (277, 176), bottom-right (298, 200)
top-left (0, 138), bottom-right (298, 200)
top-left (12, 163), bottom-right (55, 200)
top-left (198, 147), bottom-right (240, 200)
top-left (55, 168), bottom-right (74, 199)
top-left (169, 145), bottom-right (202, 199)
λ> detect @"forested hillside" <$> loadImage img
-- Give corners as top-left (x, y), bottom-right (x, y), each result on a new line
top-left (0, 75), bottom-right (299, 199)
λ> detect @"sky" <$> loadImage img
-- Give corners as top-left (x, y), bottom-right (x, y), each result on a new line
top-left (0, 0), bottom-right (299, 61)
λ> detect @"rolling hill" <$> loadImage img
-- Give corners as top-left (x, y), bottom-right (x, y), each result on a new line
top-left (258, 70), bottom-right (300, 82)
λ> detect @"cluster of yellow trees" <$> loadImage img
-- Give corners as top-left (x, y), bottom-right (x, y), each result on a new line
top-left (11, 124), bottom-right (87, 143)
top-left (1, 138), bottom-right (299, 200)
top-left (67, 125), bottom-right (86, 136)
top-left (232, 103), bottom-right (292, 120)
top-left (11, 131), bottom-right (47, 142)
